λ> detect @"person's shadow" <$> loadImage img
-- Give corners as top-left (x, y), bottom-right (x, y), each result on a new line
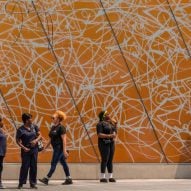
top-left (2, 186), bottom-right (31, 189)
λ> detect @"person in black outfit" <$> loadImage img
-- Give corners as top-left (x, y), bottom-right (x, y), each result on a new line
top-left (96, 110), bottom-right (117, 183)
top-left (39, 110), bottom-right (73, 185)
top-left (16, 113), bottom-right (42, 189)
top-left (0, 116), bottom-right (6, 189)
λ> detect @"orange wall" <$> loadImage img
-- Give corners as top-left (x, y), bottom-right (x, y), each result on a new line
top-left (0, 0), bottom-right (191, 163)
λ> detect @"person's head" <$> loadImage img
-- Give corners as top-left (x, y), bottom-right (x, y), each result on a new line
top-left (51, 110), bottom-right (66, 125)
top-left (0, 116), bottom-right (3, 128)
top-left (98, 110), bottom-right (110, 121)
top-left (22, 113), bottom-right (32, 125)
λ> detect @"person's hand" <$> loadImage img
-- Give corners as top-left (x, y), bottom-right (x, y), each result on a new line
top-left (112, 118), bottom-right (117, 124)
top-left (110, 118), bottom-right (117, 126)
top-left (110, 133), bottom-right (116, 139)
top-left (41, 141), bottom-right (51, 152)
top-left (23, 147), bottom-right (30, 152)
top-left (41, 147), bottom-right (46, 153)
top-left (30, 139), bottom-right (37, 147)
top-left (64, 150), bottom-right (69, 158)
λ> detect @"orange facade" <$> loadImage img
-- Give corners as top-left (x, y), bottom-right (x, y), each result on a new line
top-left (0, 0), bottom-right (191, 163)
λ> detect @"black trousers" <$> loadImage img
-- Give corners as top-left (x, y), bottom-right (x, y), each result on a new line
top-left (98, 141), bottom-right (115, 173)
top-left (19, 150), bottom-right (38, 185)
top-left (0, 156), bottom-right (4, 182)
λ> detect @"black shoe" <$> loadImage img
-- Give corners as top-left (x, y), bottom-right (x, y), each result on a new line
top-left (30, 184), bottom-right (38, 189)
top-left (17, 184), bottom-right (23, 189)
top-left (39, 177), bottom-right (48, 185)
top-left (100, 178), bottom-right (108, 183)
top-left (109, 178), bottom-right (116, 182)
top-left (62, 178), bottom-right (73, 185)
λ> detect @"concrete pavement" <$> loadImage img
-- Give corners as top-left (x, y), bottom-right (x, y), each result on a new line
top-left (1, 179), bottom-right (191, 191)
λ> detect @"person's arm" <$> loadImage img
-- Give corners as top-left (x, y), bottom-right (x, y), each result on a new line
top-left (35, 130), bottom-right (42, 142)
top-left (61, 134), bottom-right (68, 158)
top-left (97, 133), bottom-right (115, 139)
top-left (97, 122), bottom-right (115, 139)
top-left (16, 138), bottom-right (30, 152)
top-left (16, 129), bottom-right (30, 152)
top-left (43, 139), bottom-right (51, 150)
top-left (112, 131), bottom-right (117, 139)
top-left (30, 126), bottom-right (42, 146)
top-left (111, 118), bottom-right (118, 139)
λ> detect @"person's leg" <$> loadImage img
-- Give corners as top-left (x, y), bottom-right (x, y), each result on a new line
top-left (29, 151), bottom-right (38, 187)
top-left (46, 148), bottom-right (61, 178)
top-left (19, 151), bottom-right (30, 186)
top-left (39, 147), bottom-right (60, 185)
top-left (0, 156), bottom-right (4, 181)
top-left (0, 156), bottom-right (4, 188)
top-left (107, 142), bottom-right (116, 182)
top-left (107, 142), bottom-right (115, 173)
top-left (59, 154), bottom-right (73, 185)
top-left (60, 153), bottom-right (70, 177)
top-left (98, 141), bottom-right (110, 182)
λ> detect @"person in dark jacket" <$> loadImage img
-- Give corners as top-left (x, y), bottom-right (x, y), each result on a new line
top-left (16, 113), bottom-right (42, 189)
top-left (96, 111), bottom-right (117, 183)
top-left (39, 110), bottom-right (73, 185)
top-left (0, 116), bottom-right (6, 189)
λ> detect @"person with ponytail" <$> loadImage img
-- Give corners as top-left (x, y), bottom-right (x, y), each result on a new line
top-left (96, 110), bottom-right (117, 183)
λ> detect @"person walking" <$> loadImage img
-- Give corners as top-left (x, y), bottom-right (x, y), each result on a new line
top-left (96, 110), bottom-right (117, 183)
top-left (39, 110), bottom-right (73, 185)
top-left (16, 113), bottom-right (42, 189)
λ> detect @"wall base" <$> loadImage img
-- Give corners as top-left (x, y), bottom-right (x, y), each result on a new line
top-left (3, 163), bottom-right (191, 180)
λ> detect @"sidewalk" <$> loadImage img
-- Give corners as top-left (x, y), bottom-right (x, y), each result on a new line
top-left (1, 179), bottom-right (191, 191)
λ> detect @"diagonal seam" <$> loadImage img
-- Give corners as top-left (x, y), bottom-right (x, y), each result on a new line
top-left (0, 89), bottom-right (18, 129)
top-left (99, 0), bottom-right (169, 163)
top-left (166, 0), bottom-right (191, 59)
top-left (31, 0), bottom-right (100, 162)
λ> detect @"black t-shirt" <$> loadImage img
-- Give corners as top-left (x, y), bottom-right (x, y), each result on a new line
top-left (49, 124), bottom-right (66, 148)
top-left (96, 121), bottom-right (117, 142)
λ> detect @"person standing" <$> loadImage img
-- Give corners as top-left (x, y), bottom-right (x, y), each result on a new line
top-left (39, 110), bottom-right (73, 185)
top-left (96, 110), bottom-right (117, 183)
top-left (0, 116), bottom-right (6, 189)
top-left (16, 113), bottom-right (42, 189)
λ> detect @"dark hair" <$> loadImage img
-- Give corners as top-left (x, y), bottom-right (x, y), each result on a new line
top-left (0, 116), bottom-right (2, 121)
top-left (98, 111), bottom-right (106, 121)
top-left (22, 113), bottom-right (32, 123)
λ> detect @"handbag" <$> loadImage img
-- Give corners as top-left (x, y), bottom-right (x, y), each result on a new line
top-left (37, 139), bottom-right (44, 152)
top-left (31, 124), bottom-right (44, 152)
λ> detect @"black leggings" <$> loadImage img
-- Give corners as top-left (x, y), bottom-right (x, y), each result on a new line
top-left (98, 141), bottom-right (115, 173)
top-left (0, 156), bottom-right (4, 181)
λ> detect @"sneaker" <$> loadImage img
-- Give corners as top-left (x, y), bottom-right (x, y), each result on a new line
top-left (109, 178), bottom-right (116, 182)
top-left (100, 178), bottom-right (108, 183)
top-left (39, 177), bottom-right (49, 185)
top-left (30, 184), bottom-right (38, 189)
top-left (62, 178), bottom-right (73, 185)
top-left (17, 184), bottom-right (23, 189)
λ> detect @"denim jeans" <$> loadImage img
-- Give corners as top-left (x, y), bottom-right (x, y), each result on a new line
top-left (0, 156), bottom-right (4, 182)
top-left (47, 145), bottom-right (70, 178)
